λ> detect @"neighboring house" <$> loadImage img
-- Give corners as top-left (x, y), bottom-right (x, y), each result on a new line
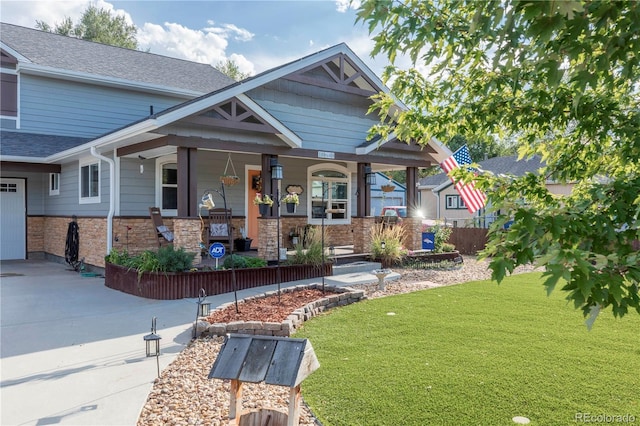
top-left (418, 155), bottom-right (574, 228)
top-left (370, 172), bottom-right (405, 216)
top-left (0, 22), bottom-right (450, 267)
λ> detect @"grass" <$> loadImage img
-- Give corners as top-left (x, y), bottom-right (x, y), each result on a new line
top-left (294, 273), bottom-right (640, 425)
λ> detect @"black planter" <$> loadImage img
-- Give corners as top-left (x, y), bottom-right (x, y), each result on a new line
top-left (234, 238), bottom-right (253, 252)
top-left (259, 204), bottom-right (269, 216)
top-left (285, 203), bottom-right (296, 213)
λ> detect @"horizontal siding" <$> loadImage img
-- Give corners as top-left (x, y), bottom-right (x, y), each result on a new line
top-left (253, 99), bottom-right (377, 153)
top-left (119, 158), bottom-right (156, 216)
top-left (45, 158), bottom-right (111, 216)
top-left (19, 75), bottom-right (185, 137)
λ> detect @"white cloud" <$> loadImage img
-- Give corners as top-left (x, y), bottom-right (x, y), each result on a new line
top-left (138, 22), bottom-right (228, 65)
top-left (137, 21), bottom-right (258, 74)
top-left (228, 53), bottom-right (255, 76)
top-left (335, 0), bottom-right (361, 13)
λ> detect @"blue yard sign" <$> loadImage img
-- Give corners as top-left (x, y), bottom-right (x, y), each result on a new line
top-left (422, 232), bottom-right (435, 251)
top-left (209, 242), bottom-right (225, 259)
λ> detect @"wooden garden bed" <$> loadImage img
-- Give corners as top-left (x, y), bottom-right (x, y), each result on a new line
top-left (104, 262), bottom-right (333, 300)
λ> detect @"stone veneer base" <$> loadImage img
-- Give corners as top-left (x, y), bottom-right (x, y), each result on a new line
top-left (197, 284), bottom-right (366, 338)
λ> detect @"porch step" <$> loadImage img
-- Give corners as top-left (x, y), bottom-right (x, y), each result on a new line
top-left (332, 261), bottom-right (382, 275)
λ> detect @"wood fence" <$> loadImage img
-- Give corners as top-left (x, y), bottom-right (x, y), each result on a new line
top-left (449, 228), bottom-right (489, 255)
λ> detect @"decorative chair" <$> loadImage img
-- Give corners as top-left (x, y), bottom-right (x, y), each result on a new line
top-left (149, 207), bottom-right (174, 247)
top-left (205, 208), bottom-right (233, 251)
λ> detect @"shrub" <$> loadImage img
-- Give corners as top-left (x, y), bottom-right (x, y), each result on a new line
top-left (441, 242), bottom-right (456, 253)
top-left (223, 254), bottom-right (248, 269)
top-left (369, 223), bottom-right (407, 267)
top-left (105, 246), bottom-right (196, 280)
top-left (288, 226), bottom-right (326, 266)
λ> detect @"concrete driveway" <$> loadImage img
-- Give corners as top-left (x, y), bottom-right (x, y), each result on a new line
top-left (0, 259), bottom-right (200, 426)
top-left (0, 258), bottom-right (388, 425)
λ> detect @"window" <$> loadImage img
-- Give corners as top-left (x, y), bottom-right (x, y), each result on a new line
top-left (0, 72), bottom-right (17, 118)
top-left (308, 165), bottom-right (350, 224)
top-left (79, 160), bottom-right (100, 203)
top-left (156, 156), bottom-right (177, 215)
top-left (49, 173), bottom-right (60, 196)
top-left (0, 182), bottom-right (17, 192)
top-left (445, 194), bottom-right (466, 210)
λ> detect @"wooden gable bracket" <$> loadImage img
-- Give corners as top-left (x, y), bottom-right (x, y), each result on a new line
top-left (283, 53), bottom-right (379, 97)
top-left (182, 97), bottom-right (278, 134)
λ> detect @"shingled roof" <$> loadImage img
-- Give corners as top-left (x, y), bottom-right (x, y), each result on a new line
top-left (0, 131), bottom-right (90, 158)
top-left (0, 22), bottom-right (234, 94)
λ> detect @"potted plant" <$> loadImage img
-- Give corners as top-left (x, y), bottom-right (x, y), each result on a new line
top-left (253, 193), bottom-right (273, 216)
top-left (234, 227), bottom-right (253, 252)
top-left (282, 192), bottom-right (299, 213)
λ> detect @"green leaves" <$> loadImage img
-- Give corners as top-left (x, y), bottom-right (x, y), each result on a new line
top-left (358, 0), bottom-right (640, 323)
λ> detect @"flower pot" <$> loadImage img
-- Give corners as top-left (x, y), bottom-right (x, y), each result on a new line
top-left (259, 204), bottom-right (269, 216)
top-left (234, 238), bottom-right (253, 252)
top-left (286, 202), bottom-right (296, 213)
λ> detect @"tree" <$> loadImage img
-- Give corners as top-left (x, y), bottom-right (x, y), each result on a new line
top-left (357, 0), bottom-right (639, 325)
top-left (215, 59), bottom-right (252, 81)
top-left (36, 6), bottom-right (138, 50)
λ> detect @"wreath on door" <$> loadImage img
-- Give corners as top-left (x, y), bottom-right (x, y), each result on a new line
top-left (252, 174), bottom-right (263, 192)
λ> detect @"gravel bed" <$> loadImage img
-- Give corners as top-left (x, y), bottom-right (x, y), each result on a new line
top-left (137, 256), bottom-right (539, 425)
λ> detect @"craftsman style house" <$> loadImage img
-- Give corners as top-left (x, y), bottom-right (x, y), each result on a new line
top-left (0, 22), bottom-right (449, 268)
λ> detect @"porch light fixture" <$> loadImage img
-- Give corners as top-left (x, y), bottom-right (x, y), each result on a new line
top-left (364, 166), bottom-right (376, 186)
top-left (270, 158), bottom-right (283, 180)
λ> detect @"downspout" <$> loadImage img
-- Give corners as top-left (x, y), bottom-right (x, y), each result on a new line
top-left (91, 146), bottom-right (115, 254)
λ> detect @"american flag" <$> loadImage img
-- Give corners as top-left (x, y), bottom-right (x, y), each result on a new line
top-left (440, 145), bottom-right (487, 214)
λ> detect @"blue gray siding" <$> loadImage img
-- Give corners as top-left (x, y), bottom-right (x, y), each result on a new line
top-left (19, 75), bottom-right (187, 138)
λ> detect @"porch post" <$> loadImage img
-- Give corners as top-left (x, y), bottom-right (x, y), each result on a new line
top-left (356, 162), bottom-right (372, 217)
top-left (406, 166), bottom-right (419, 217)
top-left (177, 147), bottom-right (198, 218)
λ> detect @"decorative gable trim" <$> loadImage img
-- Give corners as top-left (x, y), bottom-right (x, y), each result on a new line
top-left (283, 52), bottom-right (378, 97)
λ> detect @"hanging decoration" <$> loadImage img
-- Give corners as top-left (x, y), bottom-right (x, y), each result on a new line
top-left (252, 174), bottom-right (263, 192)
top-left (220, 153), bottom-right (240, 186)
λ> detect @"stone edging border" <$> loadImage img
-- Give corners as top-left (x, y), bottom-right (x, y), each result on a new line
top-left (196, 284), bottom-right (366, 338)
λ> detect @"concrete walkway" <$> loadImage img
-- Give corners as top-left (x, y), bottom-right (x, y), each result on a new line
top-left (0, 259), bottom-right (396, 426)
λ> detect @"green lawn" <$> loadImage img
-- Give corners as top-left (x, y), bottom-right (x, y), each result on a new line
top-left (294, 273), bottom-right (640, 425)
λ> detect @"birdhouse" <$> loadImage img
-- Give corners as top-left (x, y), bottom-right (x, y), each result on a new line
top-left (209, 334), bottom-right (320, 426)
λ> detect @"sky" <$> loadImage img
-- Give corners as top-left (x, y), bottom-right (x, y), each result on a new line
top-left (0, 0), bottom-right (399, 78)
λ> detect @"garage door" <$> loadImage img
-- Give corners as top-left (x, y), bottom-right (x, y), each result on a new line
top-left (0, 178), bottom-right (26, 260)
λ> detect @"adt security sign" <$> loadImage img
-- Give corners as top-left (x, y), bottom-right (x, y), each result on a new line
top-left (209, 242), bottom-right (225, 258)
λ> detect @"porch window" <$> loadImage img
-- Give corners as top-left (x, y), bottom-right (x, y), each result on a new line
top-left (161, 163), bottom-right (177, 211)
top-left (79, 160), bottom-right (100, 204)
top-left (49, 173), bottom-right (60, 196)
top-left (309, 166), bottom-right (350, 225)
top-left (156, 156), bottom-right (178, 216)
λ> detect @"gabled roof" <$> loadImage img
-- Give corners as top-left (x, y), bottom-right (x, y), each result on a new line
top-left (419, 155), bottom-right (544, 191)
top-left (0, 22), bottom-right (234, 95)
top-left (77, 43), bottom-right (403, 157)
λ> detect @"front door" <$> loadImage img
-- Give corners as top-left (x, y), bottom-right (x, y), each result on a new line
top-left (247, 169), bottom-right (262, 248)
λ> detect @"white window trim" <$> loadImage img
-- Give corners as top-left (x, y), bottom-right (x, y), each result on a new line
top-left (156, 154), bottom-right (177, 216)
top-left (307, 163), bottom-right (351, 225)
top-left (49, 172), bottom-right (60, 196)
top-left (78, 158), bottom-right (100, 204)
